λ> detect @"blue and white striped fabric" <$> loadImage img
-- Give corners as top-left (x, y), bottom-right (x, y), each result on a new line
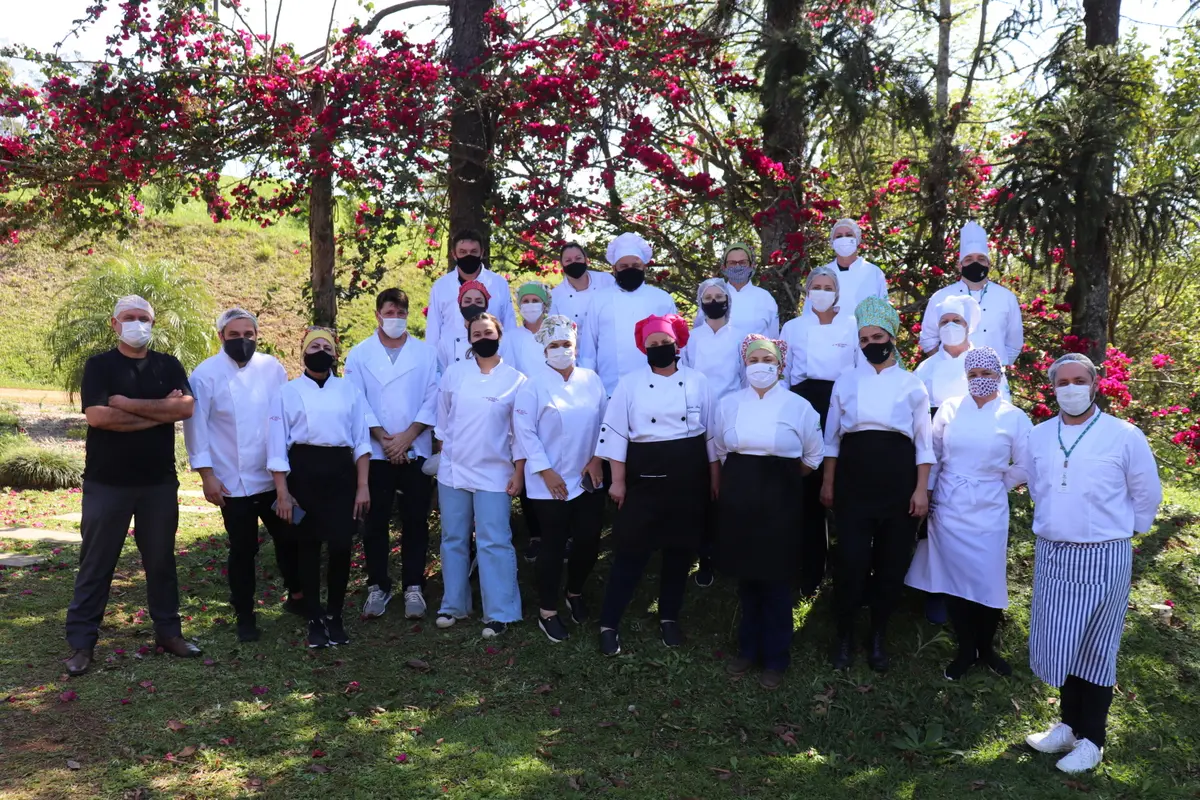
top-left (1029, 537), bottom-right (1132, 687)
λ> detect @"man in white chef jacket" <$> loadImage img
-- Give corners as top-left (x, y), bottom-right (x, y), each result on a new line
top-left (344, 288), bottom-right (439, 621)
top-left (425, 229), bottom-right (517, 356)
top-left (804, 218), bottom-right (888, 320)
top-left (577, 232), bottom-right (677, 397)
top-left (713, 242), bottom-right (779, 337)
top-left (550, 242), bottom-right (615, 334)
top-left (183, 307), bottom-right (298, 643)
top-left (919, 221), bottom-right (1024, 365)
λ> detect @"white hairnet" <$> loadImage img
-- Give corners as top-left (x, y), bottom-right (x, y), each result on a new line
top-left (606, 232), bottom-right (652, 266)
top-left (959, 221), bottom-right (990, 262)
top-left (936, 294), bottom-right (982, 334)
top-left (830, 218), bottom-right (862, 245)
top-left (1048, 352), bottom-right (1098, 385)
top-left (696, 277), bottom-right (732, 317)
top-left (112, 295), bottom-right (154, 320)
top-left (804, 265), bottom-right (841, 307)
top-left (216, 307), bottom-right (258, 333)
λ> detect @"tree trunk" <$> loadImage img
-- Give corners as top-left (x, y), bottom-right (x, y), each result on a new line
top-left (447, 0), bottom-right (495, 261)
top-left (919, 0), bottom-right (954, 294)
top-left (309, 84), bottom-right (337, 327)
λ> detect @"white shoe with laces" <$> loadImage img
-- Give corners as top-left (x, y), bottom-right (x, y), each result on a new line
top-left (1026, 722), bottom-right (1078, 754)
top-left (362, 585), bottom-right (392, 618)
top-left (403, 586), bottom-right (427, 619)
top-left (1056, 738), bottom-right (1103, 773)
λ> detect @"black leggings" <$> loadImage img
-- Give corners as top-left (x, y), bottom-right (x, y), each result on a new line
top-left (531, 492), bottom-right (605, 612)
top-left (946, 596), bottom-right (1003, 658)
top-left (298, 540), bottom-right (351, 622)
top-left (1061, 675), bottom-right (1115, 747)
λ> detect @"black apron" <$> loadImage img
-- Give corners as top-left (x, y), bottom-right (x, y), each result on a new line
top-left (286, 444), bottom-right (357, 546)
top-left (716, 452), bottom-right (805, 583)
top-left (833, 431), bottom-right (917, 516)
top-left (613, 434), bottom-right (710, 553)
top-left (791, 379), bottom-right (836, 431)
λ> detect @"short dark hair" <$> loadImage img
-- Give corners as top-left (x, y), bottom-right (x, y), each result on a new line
top-left (452, 229), bottom-right (484, 250)
top-left (468, 312), bottom-right (503, 340)
top-left (560, 242), bottom-right (588, 260)
top-left (376, 288), bottom-right (409, 313)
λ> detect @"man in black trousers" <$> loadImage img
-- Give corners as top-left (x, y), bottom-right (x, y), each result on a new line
top-left (65, 295), bottom-right (201, 675)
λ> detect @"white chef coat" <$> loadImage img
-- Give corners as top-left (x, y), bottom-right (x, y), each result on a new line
top-left (578, 284), bottom-right (677, 396)
top-left (914, 347), bottom-right (969, 409)
top-left (184, 351), bottom-right (287, 497)
top-left (551, 270), bottom-right (616, 330)
top-left (726, 282), bottom-right (780, 337)
top-left (595, 365), bottom-right (718, 463)
top-left (905, 395), bottom-right (1033, 608)
top-left (824, 362), bottom-right (935, 464)
top-left (425, 266), bottom-right (517, 356)
top-left (1028, 410), bottom-right (1162, 543)
top-left (919, 280), bottom-right (1024, 365)
top-left (713, 383), bottom-right (824, 468)
top-left (513, 365), bottom-right (608, 500)
top-left (267, 374), bottom-right (372, 473)
top-left (680, 321), bottom-right (749, 401)
top-left (508, 324), bottom-right (557, 379)
top-left (343, 330), bottom-right (439, 461)
top-left (780, 309), bottom-right (858, 386)
top-left (803, 258), bottom-right (887, 319)
top-left (434, 359), bottom-right (527, 493)
top-left (436, 326), bottom-right (517, 375)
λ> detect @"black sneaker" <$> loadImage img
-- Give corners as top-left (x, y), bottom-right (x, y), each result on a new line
top-left (565, 593), bottom-right (589, 625)
top-left (307, 618), bottom-right (330, 649)
top-left (482, 621), bottom-right (508, 639)
top-left (944, 651), bottom-right (977, 681)
top-left (979, 650), bottom-right (1012, 677)
top-left (236, 614), bottom-right (260, 643)
top-left (325, 615), bottom-right (349, 646)
top-left (694, 559), bottom-right (714, 588)
top-left (831, 636), bottom-right (853, 670)
top-left (283, 595), bottom-right (307, 616)
top-left (660, 621), bottom-right (684, 648)
top-left (599, 628), bottom-right (621, 656)
top-left (538, 615), bottom-right (570, 643)
top-left (524, 537), bottom-right (541, 563)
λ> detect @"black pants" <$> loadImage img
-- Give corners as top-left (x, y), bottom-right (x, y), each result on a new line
top-left (518, 492), bottom-right (543, 541)
top-left (833, 506), bottom-right (916, 637)
top-left (530, 491), bottom-right (605, 611)
top-left (799, 466), bottom-right (829, 595)
top-left (738, 579), bottom-right (793, 671)
top-left (298, 540), bottom-right (352, 622)
top-left (946, 596), bottom-right (1002, 659)
top-left (364, 459), bottom-right (434, 593)
top-left (221, 491), bottom-right (299, 618)
top-left (1061, 675), bottom-right (1115, 747)
top-left (66, 481), bottom-right (181, 649)
top-left (600, 548), bottom-right (692, 629)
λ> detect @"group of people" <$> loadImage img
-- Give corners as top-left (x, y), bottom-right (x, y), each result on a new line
top-left (60, 221), bottom-right (1163, 775)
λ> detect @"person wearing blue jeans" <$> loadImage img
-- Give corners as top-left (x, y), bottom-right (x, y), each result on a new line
top-left (437, 486), bottom-right (522, 629)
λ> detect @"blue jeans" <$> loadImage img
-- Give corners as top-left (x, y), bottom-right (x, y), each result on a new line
top-left (437, 483), bottom-right (522, 623)
top-left (738, 579), bottom-right (793, 672)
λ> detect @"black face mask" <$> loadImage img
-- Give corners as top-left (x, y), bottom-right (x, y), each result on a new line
top-left (304, 350), bottom-right (335, 373)
top-left (223, 337), bottom-right (256, 364)
top-left (460, 303), bottom-right (485, 321)
top-left (456, 255), bottom-right (483, 276)
top-left (615, 268), bottom-right (645, 292)
top-left (961, 261), bottom-right (989, 283)
top-left (563, 261), bottom-right (588, 280)
top-left (701, 300), bottom-right (728, 320)
top-left (472, 337), bottom-right (501, 358)
top-left (646, 343), bottom-right (677, 369)
top-left (861, 341), bottom-right (893, 365)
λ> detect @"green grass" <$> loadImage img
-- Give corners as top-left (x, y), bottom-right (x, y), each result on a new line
top-left (1, 480), bottom-right (1198, 799)
top-left (0, 442), bottom-right (83, 489)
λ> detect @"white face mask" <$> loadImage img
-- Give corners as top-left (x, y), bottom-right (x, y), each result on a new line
top-left (832, 236), bottom-right (858, 258)
top-left (1055, 384), bottom-right (1094, 417)
top-left (520, 302), bottom-right (544, 323)
top-left (808, 289), bottom-right (836, 312)
top-left (546, 345), bottom-right (575, 370)
top-left (745, 362), bottom-right (779, 389)
top-left (939, 321), bottom-right (967, 347)
top-left (380, 318), bottom-right (407, 339)
top-left (119, 320), bottom-right (152, 349)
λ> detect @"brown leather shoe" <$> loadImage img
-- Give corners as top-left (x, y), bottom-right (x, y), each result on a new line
top-left (725, 656), bottom-right (754, 676)
top-left (156, 636), bottom-right (202, 658)
top-left (759, 669), bottom-right (785, 691)
top-left (65, 648), bottom-right (93, 676)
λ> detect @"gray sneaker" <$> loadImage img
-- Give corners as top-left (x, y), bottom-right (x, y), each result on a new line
top-left (362, 585), bottom-right (392, 618)
top-left (403, 586), bottom-right (427, 619)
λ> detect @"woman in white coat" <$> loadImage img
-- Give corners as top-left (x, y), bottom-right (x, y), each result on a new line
top-left (905, 346), bottom-right (1033, 680)
top-left (914, 295), bottom-right (982, 415)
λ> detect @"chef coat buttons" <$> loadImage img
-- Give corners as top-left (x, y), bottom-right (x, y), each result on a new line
top-left (678, 381), bottom-right (683, 386)
top-left (651, 418), bottom-right (656, 423)
top-left (680, 416), bottom-right (686, 421)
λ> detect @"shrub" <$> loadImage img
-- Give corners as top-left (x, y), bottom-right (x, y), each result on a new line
top-left (0, 410), bottom-right (18, 433)
top-left (66, 423), bottom-right (88, 440)
top-left (0, 443), bottom-right (84, 490)
top-left (254, 242), bottom-right (275, 262)
top-left (46, 257), bottom-right (216, 395)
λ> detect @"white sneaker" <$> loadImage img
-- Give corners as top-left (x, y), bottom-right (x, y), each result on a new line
top-left (362, 585), bottom-right (392, 618)
top-left (435, 614), bottom-right (465, 629)
top-left (1056, 739), bottom-right (1103, 773)
top-left (403, 586), bottom-right (427, 619)
top-left (1026, 722), bottom-right (1078, 754)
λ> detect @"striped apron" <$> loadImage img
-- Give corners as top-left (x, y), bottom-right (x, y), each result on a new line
top-left (1028, 537), bottom-right (1133, 687)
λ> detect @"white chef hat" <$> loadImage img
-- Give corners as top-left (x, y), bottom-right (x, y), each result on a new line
top-left (830, 218), bottom-right (862, 245)
top-left (936, 294), bottom-right (982, 334)
top-left (216, 307), bottom-right (257, 333)
top-left (606, 232), bottom-right (652, 266)
top-left (112, 294), bottom-right (155, 320)
top-left (959, 221), bottom-right (990, 263)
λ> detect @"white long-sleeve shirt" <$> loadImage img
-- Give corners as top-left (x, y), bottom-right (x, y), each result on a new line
top-left (824, 362), bottom-right (935, 465)
top-left (267, 374), bottom-right (372, 473)
top-left (595, 365), bottom-right (718, 463)
top-left (513, 365), bottom-right (607, 500)
top-left (1028, 410), bottom-right (1162, 543)
top-left (914, 347), bottom-right (969, 409)
top-left (780, 309), bottom-right (858, 386)
top-left (713, 383), bottom-right (824, 468)
top-left (184, 351), bottom-right (288, 497)
top-left (425, 266), bottom-right (517, 356)
top-left (578, 283), bottom-right (677, 396)
top-left (680, 322), bottom-right (748, 401)
top-left (508, 325), bottom-right (556, 379)
top-left (434, 359), bottom-right (527, 493)
top-left (803, 258), bottom-right (888, 319)
top-left (551, 270), bottom-right (616, 331)
top-left (343, 331), bottom-right (439, 461)
top-left (919, 280), bottom-right (1024, 365)
top-left (726, 282), bottom-right (780, 337)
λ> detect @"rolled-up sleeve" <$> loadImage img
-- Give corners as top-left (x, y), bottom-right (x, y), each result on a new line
top-left (595, 379), bottom-right (630, 463)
